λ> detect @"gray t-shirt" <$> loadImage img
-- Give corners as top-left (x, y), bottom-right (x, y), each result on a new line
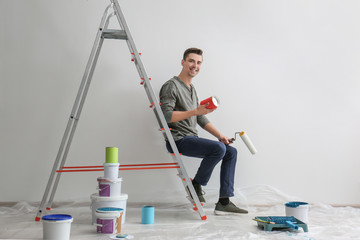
top-left (159, 76), bottom-right (210, 141)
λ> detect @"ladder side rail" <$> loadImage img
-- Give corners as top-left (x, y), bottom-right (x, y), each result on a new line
top-left (46, 10), bottom-right (112, 210)
top-left (111, 0), bottom-right (152, 92)
top-left (109, 5), bottom-right (176, 146)
top-left (166, 125), bottom-right (207, 218)
top-left (159, 123), bottom-right (206, 218)
top-left (170, 155), bottom-right (207, 218)
top-left (35, 117), bottom-right (75, 220)
top-left (111, 1), bottom-right (176, 154)
top-left (111, 0), bottom-right (136, 58)
top-left (153, 109), bottom-right (164, 130)
top-left (110, 2), bottom-right (188, 176)
top-left (128, 48), bottom-right (208, 218)
top-left (36, 5), bottom-right (114, 220)
top-left (111, 2), bottom-right (166, 126)
top-left (69, 4), bottom-right (114, 120)
top-left (111, 0), bottom-right (206, 219)
top-left (111, 1), bottom-right (158, 118)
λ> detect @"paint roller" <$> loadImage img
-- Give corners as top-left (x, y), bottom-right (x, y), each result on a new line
top-left (229, 131), bottom-right (257, 155)
top-left (199, 96), bottom-right (257, 154)
top-left (267, 216), bottom-right (299, 230)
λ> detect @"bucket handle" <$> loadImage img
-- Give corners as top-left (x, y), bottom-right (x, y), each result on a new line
top-left (94, 222), bottom-right (112, 227)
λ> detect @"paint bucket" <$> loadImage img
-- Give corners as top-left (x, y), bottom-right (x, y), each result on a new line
top-left (91, 193), bottom-right (128, 224)
top-left (95, 207), bottom-right (123, 234)
top-left (97, 177), bottom-right (122, 197)
top-left (285, 201), bottom-right (309, 223)
top-left (200, 96), bottom-right (219, 109)
top-left (104, 163), bottom-right (119, 179)
top-left (141, 206), bottom-right (155, 224)
top-left (42, 214), bottom-right (73, 240)
top-left (106, 147), bottom-right (119, 163)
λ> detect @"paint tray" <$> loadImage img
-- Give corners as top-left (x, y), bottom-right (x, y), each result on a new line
top-left (254, 216), bottom-right (308, 232)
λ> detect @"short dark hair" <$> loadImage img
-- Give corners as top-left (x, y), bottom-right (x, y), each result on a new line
top-left (183, 48), bottom-right (203, 61)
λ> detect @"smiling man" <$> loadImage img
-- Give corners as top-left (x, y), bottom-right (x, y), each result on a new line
top-left (159, 48), bottom-right (248, 215)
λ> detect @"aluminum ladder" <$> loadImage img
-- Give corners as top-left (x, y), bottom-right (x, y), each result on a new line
top-left (35, 0), bottom-right (207, 221)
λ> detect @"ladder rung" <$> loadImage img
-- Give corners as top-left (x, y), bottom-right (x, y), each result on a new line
top-left (102, 29), bottom-right (128, 40)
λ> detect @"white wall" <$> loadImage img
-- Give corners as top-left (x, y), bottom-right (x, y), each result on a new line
top-left (1, 0), bottom-right (359, 205)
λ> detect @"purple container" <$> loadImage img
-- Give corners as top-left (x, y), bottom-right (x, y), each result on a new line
top-left (97, 177), bottom-right (122, 197)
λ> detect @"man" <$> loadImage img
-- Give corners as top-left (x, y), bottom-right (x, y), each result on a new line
top-left (159, 48), bottom-right (248, 215)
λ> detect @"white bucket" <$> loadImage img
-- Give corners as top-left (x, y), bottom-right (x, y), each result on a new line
top-left (97, 177), bottom-right (122, 197)
top-left (104, 163), bottom-right (120, 179)
top-left (42, 214), bottom-right (73, 240)
top-left (285, 201), bottom-right (309, 223)
top-left (95, 207), bottom-right (123, 234)
top-left (90, 193), bottom-right (128, 224)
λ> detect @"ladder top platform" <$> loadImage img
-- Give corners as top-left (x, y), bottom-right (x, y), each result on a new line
top-left (102, 29), bottom-right (128, 40)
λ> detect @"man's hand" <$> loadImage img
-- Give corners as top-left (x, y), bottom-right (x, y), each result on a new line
top-left (171, 103), bottom-right (215, 123)
top-left (219, 136), bottom-right (232, 145)
top-left (203, 123), bottom-right (231, 145)
top-left (195, 103), bottom-right (215, 115)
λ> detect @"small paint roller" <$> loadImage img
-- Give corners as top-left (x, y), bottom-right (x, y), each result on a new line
top-left (267, 216), bottom-right (299, 230)
top-left (230, 131), bottom-right (257, 155)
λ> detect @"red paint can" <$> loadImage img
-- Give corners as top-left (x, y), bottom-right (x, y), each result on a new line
top-left (200, 96), bottom-right (219, 109)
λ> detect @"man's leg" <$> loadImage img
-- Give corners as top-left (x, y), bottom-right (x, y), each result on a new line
top-left (174, 136), bottom-right (227, 187)
top-left (215, 145), bottom-right (248, 215)
top-left (219, 145), bottom-right (237, 198)
top-left (173, 136), bottom-right (237, 198)
top-left (166, 136), bottom-right (248, 214)
top-left (166, 136), bottom-right (226, 202)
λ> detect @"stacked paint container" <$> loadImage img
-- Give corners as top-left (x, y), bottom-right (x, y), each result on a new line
top-left (90, 147), bottom-right (128, 235)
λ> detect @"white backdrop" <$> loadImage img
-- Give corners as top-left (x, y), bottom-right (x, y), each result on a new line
top-left (1, 0), bottom-right (359, 205)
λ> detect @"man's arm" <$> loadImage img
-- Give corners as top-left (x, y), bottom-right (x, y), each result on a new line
top-left (171, 103), bottom-right (214, 122)
top-left (204, 122), bottom-right (232, 145)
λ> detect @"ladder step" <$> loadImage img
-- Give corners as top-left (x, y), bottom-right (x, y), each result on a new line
top-left (102, 29), bottom-right (128, 40)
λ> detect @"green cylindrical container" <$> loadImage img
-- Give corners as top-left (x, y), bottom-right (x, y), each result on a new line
top-left (106, 147), bottom-right (118, 163)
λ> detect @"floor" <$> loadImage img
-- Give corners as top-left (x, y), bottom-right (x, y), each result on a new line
top-left (1, 189), bottom-right (359, 240)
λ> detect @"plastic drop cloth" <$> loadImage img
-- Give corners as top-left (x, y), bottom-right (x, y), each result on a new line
top-left (0, 185), bottom-right (359, 240)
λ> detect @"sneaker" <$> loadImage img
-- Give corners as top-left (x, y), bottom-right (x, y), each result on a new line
top-left (214, 201), bottom-right (248, 215)
top-left (186, 181), bottom-right (206, 203)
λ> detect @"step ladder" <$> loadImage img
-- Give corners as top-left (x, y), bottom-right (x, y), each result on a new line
top-left (35, 0), bottom-right (207, 221)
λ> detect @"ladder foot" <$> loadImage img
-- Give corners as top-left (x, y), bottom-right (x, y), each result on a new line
top-left (201, 215), bottom-right (207, 220)
top-left (35, 216), bottom-right (41, 222)
top-left (46, 207), bottom-right (51, 210)
top-left (192, 202), bottom-right (204, 212)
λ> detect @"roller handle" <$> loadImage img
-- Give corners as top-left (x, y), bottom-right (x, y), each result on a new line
top-left (285, 221), bottom-right (299, 230)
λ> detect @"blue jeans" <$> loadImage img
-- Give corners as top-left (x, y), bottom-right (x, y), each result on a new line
top-left (166, 136), bottom-right (237, 198)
